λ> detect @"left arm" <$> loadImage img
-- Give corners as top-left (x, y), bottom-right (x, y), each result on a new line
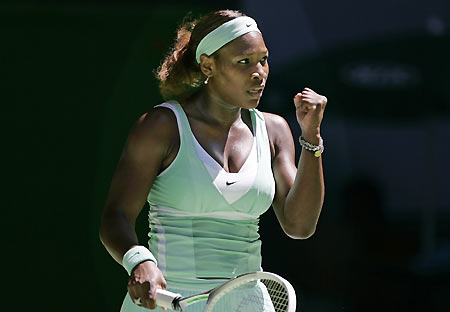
top-left (265, 87), bottom-right (327, 239)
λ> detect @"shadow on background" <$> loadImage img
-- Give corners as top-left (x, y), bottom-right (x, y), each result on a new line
top-left (3, 0), bottom-right (450, 311)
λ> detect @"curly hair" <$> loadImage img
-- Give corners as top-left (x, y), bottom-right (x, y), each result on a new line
top-left (155, 10), bottom-right (245, 100)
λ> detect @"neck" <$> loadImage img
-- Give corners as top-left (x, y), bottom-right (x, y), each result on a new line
top-left (184, 89), bottom-right (243, 130)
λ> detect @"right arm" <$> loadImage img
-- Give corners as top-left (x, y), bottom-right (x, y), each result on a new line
top-left (99, 107), bottom-right (179, 309)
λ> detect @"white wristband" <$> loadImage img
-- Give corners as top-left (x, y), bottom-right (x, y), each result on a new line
top-left (122, 246), bottom-right (158, 275)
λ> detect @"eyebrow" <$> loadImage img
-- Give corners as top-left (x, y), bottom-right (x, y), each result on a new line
top-left (236, 51), bottom-right (269, 57)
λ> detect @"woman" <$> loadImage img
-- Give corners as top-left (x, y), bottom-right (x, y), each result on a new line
top-left (100, 9), bottom-right (327, 311)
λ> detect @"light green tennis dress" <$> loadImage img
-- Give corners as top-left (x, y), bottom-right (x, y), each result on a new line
top-left (121, 101), bottom-right (276, 311)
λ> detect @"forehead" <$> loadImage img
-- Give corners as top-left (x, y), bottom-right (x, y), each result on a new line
top-left (219, 32), bottom-right (268, 56)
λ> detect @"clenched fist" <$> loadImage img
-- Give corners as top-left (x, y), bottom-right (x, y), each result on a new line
top-left (293, 87), bottom-right (327, 143)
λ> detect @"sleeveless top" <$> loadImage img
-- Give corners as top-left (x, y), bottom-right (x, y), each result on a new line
top-left (147, 101), bottom-right (275, 290)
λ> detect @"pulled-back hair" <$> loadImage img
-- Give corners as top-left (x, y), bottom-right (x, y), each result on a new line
top-left (155, 10), bottom-right (245, 100)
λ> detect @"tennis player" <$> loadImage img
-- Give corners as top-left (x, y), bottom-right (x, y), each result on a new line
top-left (100, 9), bottom-right (327, 311)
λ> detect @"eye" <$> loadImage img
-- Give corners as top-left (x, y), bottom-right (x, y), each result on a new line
top-left (260, 56), bottom-right (268, 64)
top-left (238, 58), bottom-right (250, 64)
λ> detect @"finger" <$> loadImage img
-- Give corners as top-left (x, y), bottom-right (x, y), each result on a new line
top-left (137, 289), bottom-right (156, 310)
top-left (147, 282), bottom-right (158, 309)
top-left (299, 93), bottom-right (316, 101)
top-left (298, 94), bottom-right (314, 109)
top-left (293, 93), bottom-right (302, 108)
top-left (141, 298), bottom-right (157, 310)
top-left (302, 96), bottom-right (325, 109)
top-left (129, 279), bottom-right (153, 308)
top-left (161, 280), bottom-right (167, 290)
top-left (300, 98), bottom-right (317, 109)
top-left (299, 103), bottom-right (310, 113)
top-left (127, 283), bottom-right (138, 302)
top-left (304, 104), bottom-right (317, 111)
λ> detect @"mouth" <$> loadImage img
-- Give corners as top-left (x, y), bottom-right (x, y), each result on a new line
top-left (247, 86), bottom-right (265, 99)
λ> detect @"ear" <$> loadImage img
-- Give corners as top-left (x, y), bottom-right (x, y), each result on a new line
top-left (199, 54), bottom-right (215, 78)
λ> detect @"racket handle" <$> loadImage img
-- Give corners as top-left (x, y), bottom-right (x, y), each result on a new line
top-left (156, 289), bottom-right (181, 310)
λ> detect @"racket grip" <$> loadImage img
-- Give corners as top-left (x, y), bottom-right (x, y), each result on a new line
top-left (155, 289), bottom-right (181, 309)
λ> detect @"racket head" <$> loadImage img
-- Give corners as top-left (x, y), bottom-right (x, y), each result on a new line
top-left (204, 271), bottom-right (296, 312)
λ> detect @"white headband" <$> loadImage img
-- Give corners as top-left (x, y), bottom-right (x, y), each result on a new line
top-left (195, 16), bottom-right (261, 64)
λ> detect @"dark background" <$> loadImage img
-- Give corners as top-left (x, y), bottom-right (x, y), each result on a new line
top-left (3, 0), bottom-right (450, 311)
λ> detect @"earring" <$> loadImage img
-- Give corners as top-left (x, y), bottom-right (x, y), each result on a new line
top-left (204, 76), bottom-right (209, 85)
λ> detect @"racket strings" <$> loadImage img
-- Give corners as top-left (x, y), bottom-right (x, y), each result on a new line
top-left (209, 279), bottom-right (289, 312)
top-left (262, 279), bottom-right (289, 311)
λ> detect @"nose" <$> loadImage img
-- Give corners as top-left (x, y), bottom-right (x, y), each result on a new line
top-left (251, 64), bottom-right (267, 81)
top-left (251, 72), bottom-right (261, 80)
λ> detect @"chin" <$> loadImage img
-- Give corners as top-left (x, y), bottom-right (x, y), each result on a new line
top-left (249, 99), bottom-right (260, 109)
top-left (245, 97), bottom-right (261, 109)
top-left (225, 93), bottom-right (262, 110)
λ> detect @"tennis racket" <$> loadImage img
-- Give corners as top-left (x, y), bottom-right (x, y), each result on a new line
top-left (155, 271), bottom-right (296, 312)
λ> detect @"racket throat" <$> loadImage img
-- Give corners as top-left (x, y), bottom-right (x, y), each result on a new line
top-left (172, 299), bottom-right (182, 311)
top-left (178, 294), bottom-right (209, 310)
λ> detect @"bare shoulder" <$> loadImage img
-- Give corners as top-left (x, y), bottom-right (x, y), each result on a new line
top-left (133, 106), bottom-right (177, 136)
top-left (262, 112), bottom-right (290, 128)
top-left (123, 106), bottom-right (179, 162)
top-left (262, 112), bottom-right (293, 144)
top-left (131, 106), bottom-right (177, 141)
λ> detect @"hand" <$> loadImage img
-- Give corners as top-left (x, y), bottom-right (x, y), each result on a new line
top-left (127, 261), bottom-right (167, 310)
top-left (293, 88), bottom-right (327, 142)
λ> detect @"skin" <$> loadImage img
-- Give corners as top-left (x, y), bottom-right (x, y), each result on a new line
top-left (99, 30), bottom-right (327, 310)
